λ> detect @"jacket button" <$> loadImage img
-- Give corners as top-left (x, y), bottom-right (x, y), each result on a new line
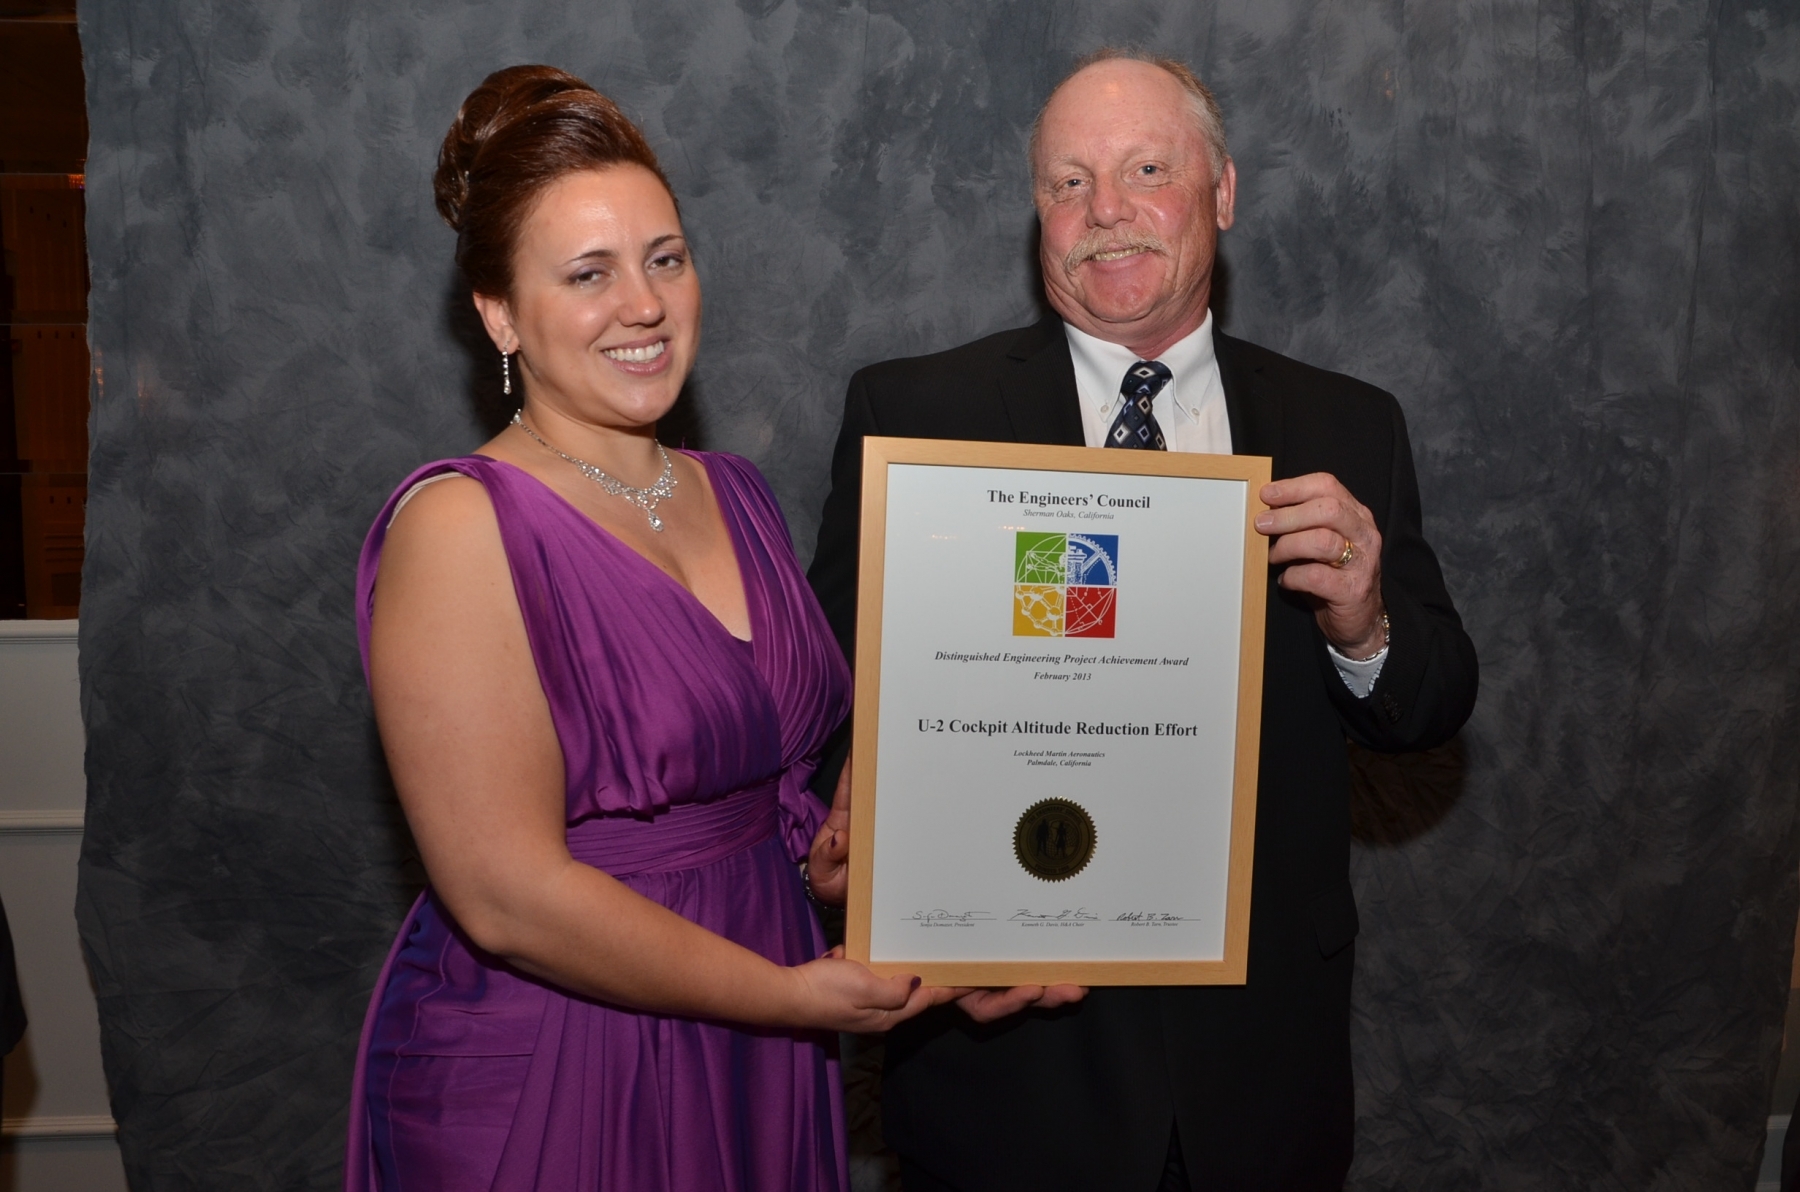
top-left (1381, 692), bottom-right (1402, 723)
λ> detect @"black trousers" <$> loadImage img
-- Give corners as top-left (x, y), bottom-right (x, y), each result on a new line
top-left (899, 1120), bottom-right (1190, 1192)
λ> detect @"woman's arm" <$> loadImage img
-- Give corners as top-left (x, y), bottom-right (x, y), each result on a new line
top-left (370, 477), bottom-right (945, 1032)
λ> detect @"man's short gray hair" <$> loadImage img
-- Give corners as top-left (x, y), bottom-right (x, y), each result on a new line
top-left (1028, 48), bottom-right (1230, 184)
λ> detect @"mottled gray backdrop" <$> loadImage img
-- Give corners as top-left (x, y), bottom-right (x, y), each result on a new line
top-left (72, 1), bottom-right (1800, 1188)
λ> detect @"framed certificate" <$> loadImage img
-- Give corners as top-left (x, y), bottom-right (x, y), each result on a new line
top-left (845, 437), bottom-right (1270, 986)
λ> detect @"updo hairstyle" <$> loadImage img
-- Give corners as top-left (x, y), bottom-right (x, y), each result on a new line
top-left (434, 65), bottom-right (675, 299)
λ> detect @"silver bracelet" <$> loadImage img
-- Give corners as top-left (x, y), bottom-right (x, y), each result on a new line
top-left (800, 862), bottom-right (827, 907)
top-left (1346, 612), bottom-right (1390, 661)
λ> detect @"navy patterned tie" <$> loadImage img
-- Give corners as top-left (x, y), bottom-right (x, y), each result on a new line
top-left (1107, 360), bottom-right (1171, 450)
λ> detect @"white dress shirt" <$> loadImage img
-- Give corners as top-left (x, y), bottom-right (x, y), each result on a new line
top-left (1062, 313), bottom-right (1388, 697)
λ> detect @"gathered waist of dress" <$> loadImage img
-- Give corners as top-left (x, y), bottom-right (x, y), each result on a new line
top-left (565, 778), bottom-right (781, 877)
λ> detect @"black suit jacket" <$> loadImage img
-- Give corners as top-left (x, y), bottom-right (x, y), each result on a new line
top-left (807, 317), bottom-right (1477, 1192)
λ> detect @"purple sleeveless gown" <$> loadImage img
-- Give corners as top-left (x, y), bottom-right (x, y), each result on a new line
top-left (345, 452), bottom-right (852, 1192)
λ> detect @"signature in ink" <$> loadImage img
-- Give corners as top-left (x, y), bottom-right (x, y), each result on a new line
top-left (906, 909), bottom-right (995, 923)
top-left (1010, 908), bottom-right (1099, 922)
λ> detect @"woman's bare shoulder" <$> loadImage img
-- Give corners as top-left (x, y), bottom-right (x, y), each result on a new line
top-left (386, 473), bottom-right (495, 537)
top-left (379, 474), bottom-right (509, 585)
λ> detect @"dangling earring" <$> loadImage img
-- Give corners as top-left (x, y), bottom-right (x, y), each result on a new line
top-left (502, 350), bottom-right (512, 396)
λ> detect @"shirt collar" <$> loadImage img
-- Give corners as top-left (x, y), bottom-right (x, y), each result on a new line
top-left (1063, 310), bottom-right (1216, 416)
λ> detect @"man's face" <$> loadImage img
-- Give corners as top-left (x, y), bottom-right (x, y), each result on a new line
top-left (1033, 61), bottom-right (1236, 359)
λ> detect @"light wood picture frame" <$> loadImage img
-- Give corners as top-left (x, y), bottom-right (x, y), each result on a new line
top-left (845, 436), bottom-right (1271, 986)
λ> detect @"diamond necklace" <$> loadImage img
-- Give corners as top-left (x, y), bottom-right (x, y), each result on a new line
top-left (511, 411), bottom-right (678, 532)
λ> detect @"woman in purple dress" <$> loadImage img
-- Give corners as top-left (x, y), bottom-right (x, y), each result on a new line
top-left (345, 66), bottom-right (947, 1191)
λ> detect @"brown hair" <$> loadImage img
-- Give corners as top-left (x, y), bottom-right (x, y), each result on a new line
top-left (1029, 49), bottom-right (1230, 183)
top-left (433, 65), bottom-right (675, 298)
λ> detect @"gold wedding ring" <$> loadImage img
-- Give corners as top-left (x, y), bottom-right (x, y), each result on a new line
top-left (1333, 538), bottom-right (1356, 569)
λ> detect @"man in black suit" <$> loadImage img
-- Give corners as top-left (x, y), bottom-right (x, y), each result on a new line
top-left (804, 50), bottom-right (1477, 1191)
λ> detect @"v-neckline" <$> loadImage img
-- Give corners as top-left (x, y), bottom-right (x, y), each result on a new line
top-left (475, 453), bottom-right (760, 649)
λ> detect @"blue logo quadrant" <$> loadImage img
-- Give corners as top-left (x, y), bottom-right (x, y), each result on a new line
top-left (1064, 534), bottom-right (1119, 587)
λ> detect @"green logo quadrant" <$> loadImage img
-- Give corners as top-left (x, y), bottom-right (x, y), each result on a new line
top-left (1014, 532), bottom-right (1068, 585)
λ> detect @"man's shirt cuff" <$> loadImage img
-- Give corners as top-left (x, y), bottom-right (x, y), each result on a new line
top-left (1327, 642), bottom-right (1388, 699)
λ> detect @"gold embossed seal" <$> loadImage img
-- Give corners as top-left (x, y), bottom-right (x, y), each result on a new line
top-left (1013, 798), bottom-right (1097, 882)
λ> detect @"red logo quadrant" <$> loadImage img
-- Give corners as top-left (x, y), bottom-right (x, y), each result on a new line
top-left (1064, 586), bottom-right (1117, 638)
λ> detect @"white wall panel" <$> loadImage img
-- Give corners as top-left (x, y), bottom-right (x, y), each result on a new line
top-left (0, 621), bottom-right (84, 814)
top-left (1, 622), bottom-right (126, 1191)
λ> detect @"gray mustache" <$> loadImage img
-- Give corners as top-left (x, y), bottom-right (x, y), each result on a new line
top-left (1063, 229), bottom-right (1167, 274)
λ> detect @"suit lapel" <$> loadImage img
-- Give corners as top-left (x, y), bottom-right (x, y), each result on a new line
top-left (998, 316), bottom-right (1086, 447)
top-left (1214, 328), bottom-right (1282, 465)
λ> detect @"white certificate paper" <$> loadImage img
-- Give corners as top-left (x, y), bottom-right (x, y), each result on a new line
top-left (847, 439), bottom-right (1269, 986)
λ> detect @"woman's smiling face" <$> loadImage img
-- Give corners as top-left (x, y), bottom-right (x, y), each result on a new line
top-left (486, 164), bottom-right (701, 431)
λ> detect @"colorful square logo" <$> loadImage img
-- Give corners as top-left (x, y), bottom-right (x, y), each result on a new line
top-left (1013, 532), bottom-right (1118, 638)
